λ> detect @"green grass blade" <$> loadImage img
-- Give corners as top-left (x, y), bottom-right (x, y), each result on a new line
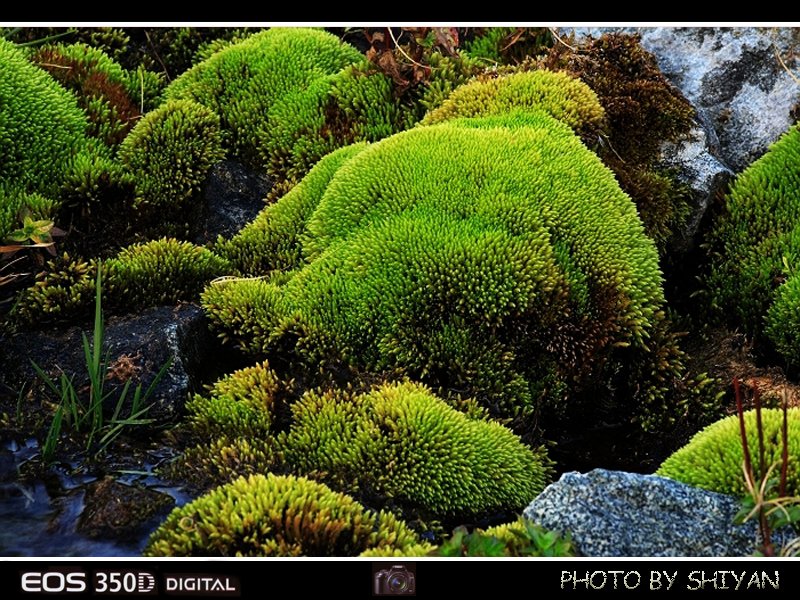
top-left (42, 403), bottom-right (65, 464)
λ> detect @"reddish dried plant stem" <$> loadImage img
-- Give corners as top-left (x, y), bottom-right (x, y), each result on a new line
top-left (781, 391), bottom-right (789, 498)
top-left (734, 378), bottom-right (754, 488)
top-left (754, 385), bottom-right (765, 482)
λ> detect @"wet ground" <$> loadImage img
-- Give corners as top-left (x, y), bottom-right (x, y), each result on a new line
top-left (0, 438), bottom-right (190, 557)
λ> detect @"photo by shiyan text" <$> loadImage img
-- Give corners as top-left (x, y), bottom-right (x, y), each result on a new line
top-left (560, 570), bottom-right (780, 591)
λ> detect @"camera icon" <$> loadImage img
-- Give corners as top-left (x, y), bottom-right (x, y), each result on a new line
top-left (373, 564), bottom-right (415, 595)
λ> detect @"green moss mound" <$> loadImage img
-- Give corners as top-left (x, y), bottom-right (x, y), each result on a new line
top-left (30, 43), bottom-right (150, 147)
top-left (118, 98), bottom-right (224, 217)
top-left (144, 473), bottom-right (423, 556)
top-left (657, 408), bottom-right (800, 496)
top-left (11, 253), bottom-right (96, 326)
top-left (0, 38), bottom-right (89, 203)
top-left (204, 111), bottom-right (677, 429)
top-left (707, 125), bottom-right (800, 364)
top-left (279, 381), bottom-right (551, 516)
top-left (258, 61), bottom-right (399, 183)
top-left (106, 238), bottom-right (229, 310)
top-left (165, 28), bottom-right (362, 169)
top-left (421, 69), bottom-right (605, 136)
top-left (185, 360), bottom-right (279, 439)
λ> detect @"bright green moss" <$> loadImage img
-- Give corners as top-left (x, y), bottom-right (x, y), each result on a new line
top-left (279, 381), bottom-right (552, 516)
top-left (11, 253), bottom-right (96, 326)
top-left (204, 111), bottom-right (674, 428)
top-left (144, 473), bottom-right (423, 556)
top-left (421, 70), bottom-right (605, 136)
top-left (106, 238), bottom-right (229, 310)
top-left (219, 142), bottom-right (369, 274)
top-left (707, 125), bottom-right (800, 364)
top-left (165, 28), bottom-right (363, 168)
top-left (185, 361), bottom-right (279, 439)
top-left (0, 38), bottom-right (89, 199)
top-left (766, 274), bottom-right (800, 361)
top-left (201, 277), bottom-right (285, 354)
top-left (657, 408), bottom-right (800, 496)
top-left (259, 63), bottom-right (399, 183)
top-left (118, 98), bottom-right (224, 216)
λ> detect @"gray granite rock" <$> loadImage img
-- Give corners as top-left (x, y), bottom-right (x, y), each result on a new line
top-left (661, 124), bottom-right (732, 254)
top-left (564, 27), bottom-right (800, 171)
top-left (523, 469), bottom-right (761, 556)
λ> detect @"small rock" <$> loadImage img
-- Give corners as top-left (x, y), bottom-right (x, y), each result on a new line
top-left (195, 159), bottom-right (271, 244)
top-left (3, 303), bottom-right (217, 426)
top-left (661, 124), bottom-right (733, 254)
top-left (523, 469), bottom-right (762, 556)
top-left (77, 477), bottom-right (173, 541)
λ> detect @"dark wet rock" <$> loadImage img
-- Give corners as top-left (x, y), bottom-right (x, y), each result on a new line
top-left (565, 27), bottom-right (800, 171)
top-left (2, 304), bottom-right (216, 426)
top-left (77, 477), bottom-right (173, 541)
top-left (523, 469), bottom-right (764, 557)
top-left (0, 449), bottom-right (16, 483)
top-left (195, 159), bottom-right (271, 244)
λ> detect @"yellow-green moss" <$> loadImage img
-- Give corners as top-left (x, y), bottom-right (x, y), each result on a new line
top-left (118, 98), bottom-right (224, 217)
top-left (144, 473), bottom-right (423, 556)
top-left (184, 361), bottom-right (279, 439)
top-left (163, 436), bottom-right (276, 492)
top-left (106, 238), bottom-right (229, 310)
top-left (11, 253), bottom-right (96, 326)
top-left (421, 70), bottom-right (605, 136)
top-left (279, 381), bottom-right (552, 516)
top-left (657, 408), bottom-right (800, 496)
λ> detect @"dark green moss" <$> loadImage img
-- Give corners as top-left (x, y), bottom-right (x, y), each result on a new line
top-left (707, 124), bottom-right (800, 365)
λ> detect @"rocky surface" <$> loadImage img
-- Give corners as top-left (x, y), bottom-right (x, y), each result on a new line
top-left (565, 27), bottom-right (800, 171)
top-left (524, 469), bottom-right (763, 556)
top-left (195, 159), bottom-right (271, 244)
top-left (77, 477), bottom-right (174, 541)
top-left (2, 304), bottom-right (217, 425)
top-left (662, 124), bottom-right (732, 255)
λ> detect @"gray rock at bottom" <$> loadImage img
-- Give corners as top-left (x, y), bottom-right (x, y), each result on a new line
top-left (523, 469), bottom-right (760, 556)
